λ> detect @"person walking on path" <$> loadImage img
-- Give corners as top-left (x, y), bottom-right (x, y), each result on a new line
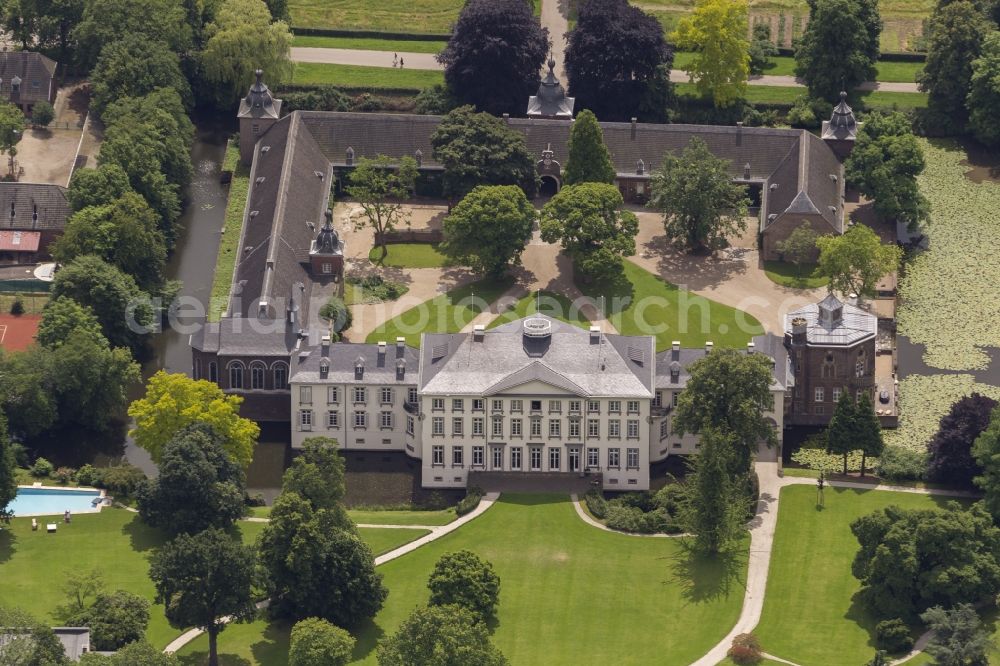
top-left (393, 53), bottom-right (398, 68)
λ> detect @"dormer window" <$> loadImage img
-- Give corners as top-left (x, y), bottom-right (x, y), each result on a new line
top-left (354, 356), bottom-right (364, 379)
top-left (396, 359), bottom-right (406, 380)
top-left (744, 162), bottom-right (751, 179)
top-left (414, 149), bottom-right (422, 167)
top-left (319, 358), bottom-right (330, 379)
top-left (346, 147), bottom-right (355, 166)
top-left (636, 159), bottom-right (644, 175)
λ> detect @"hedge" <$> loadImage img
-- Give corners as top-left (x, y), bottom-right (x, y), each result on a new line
top-left (455, 485), bottom-right (484, 516)
top-left (291, 26), bottom-right (450, 41)
top-left (277, 83), bottom-right (423, 96)
top-left (770, 45), bottom-right (926, 62)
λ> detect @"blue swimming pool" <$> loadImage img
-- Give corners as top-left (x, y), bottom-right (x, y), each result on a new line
top-left (8, 487), bottom-right (104, 517)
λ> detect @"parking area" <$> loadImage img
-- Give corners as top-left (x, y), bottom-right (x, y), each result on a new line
top-left (11, 83), bottom-right (96, 186)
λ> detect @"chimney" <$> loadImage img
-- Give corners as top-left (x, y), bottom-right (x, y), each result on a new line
top-left (589, 325), bottom-right (601, 343)
top-left (747, 341), bottom-right (756, 354)
top-left (378, 340), bottom-right (387, 356)
top-left (848, 293), bottom-right (858, 306)
top-left (671, 340), bottom-right (680, 352)
top-left (502, 113), bottom-right (510, 124)
top-left (630, 117), bottom-right (637, 139)
top-left (321, 333), bottom-right (331, 356)
top-left (472, 324), bottom-right (485, 341)
top-left (705, 341), bottom-right (714, 354)
top-left (791, 317), bottom-right (808, 345)
top-left (736, 121), bottom-right (743, 146)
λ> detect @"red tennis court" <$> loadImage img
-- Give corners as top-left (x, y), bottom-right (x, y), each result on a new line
top-left (0, 314), bottom-right (40, 352)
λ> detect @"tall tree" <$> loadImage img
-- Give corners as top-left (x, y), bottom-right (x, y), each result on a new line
top-left (816, 224), bottom-right (902, 298)
top-left (377, 604), bottom-right (507, 666)
top-left (563, 110), bottom-right (615, 185)
top-left (0, 103), bottom-right (24, 174)
top-left (50, 255), bottom-right (155, 354)
top-left (347, 155), bottom-right (418, 261)
top-left (258, 493), bottom-right (386, 626)
top-left (794, 0), bottom-right (879, 102)
top-left (1, 0), bottom-right (84, 60)
top-left (973, 405), bottom-right (1000, 520)
top-left (967, 32), bottom-right (1000, 146)
top-left (149, 529), bottom-right (256, 666)
top-left (672, 349), bottom-right (778, 474)
top-left (927, 393), bottom-right (997, 488)
top-left (200, 0), bottom-right (293, 108)
top-left (430, 106), bottom-right (538, 200)
top-left (89, 34), bottom-right (191, 116)
top-left (748, 23), bottom-right (778, 75)
top-left (845, 111), bottom-right (930, 231)
top-left (851, 503), bottom-right (1000, 620)
top-left (0, 411), bottom-right (16, 523)
top-left (288, 617), bottom-right (355, 666)
top-left (128, 371), bottom-right (261, 467)
top-left (73, 0), bottom-right (193, 69)
top-left (437, 0), bottom-right (548, 115)
top-left (538, 182), bottom-right (639, 282)
top-left (137, 423), bottom-right (246, 535)
top-left (776, 225), bottom-right (820, 275)
top-left (67, 164), bottom-right (133, 212)
top-left (427, 550), bottom-right (501, 622)
top-left (681, 428), bottom-right (748, 553)
top-left (918, 1), bottom-right (989, 132)
top-left (282, 436), bottom-right (347, 511)
top-left (565, 0), bottom-right (674, 122)
top-left (52, 192), bottom-right (168, 291)
top-left (441, 185), bottom-right (535, 277)
top-left (827, 391), bottom-right (859, 475)
top-left (70, 590), bottom-right (150, 651)
top-left (856, 392), bottom-right (884, 476)
top-left (649, 137), bottom-right (750, 254)
top-left (672, 0), bottom-right (750, 108)
top-left (920, 604), bottom-right (995, 666)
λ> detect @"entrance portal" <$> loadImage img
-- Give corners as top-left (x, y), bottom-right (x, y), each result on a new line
top-left (539, 175), bottom-right (560, 197)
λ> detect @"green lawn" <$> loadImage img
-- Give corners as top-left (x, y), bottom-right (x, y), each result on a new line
top-left (368, 243), bottom-right (449, 268)
top-left (755, 485), bottom-right (959, 665)
top-left (292, 35), bottom-right (447, 53)
top-left (186, 494), bottom-right (749, 666)
top-left (292, 62), bottom-right (443, 89)
top-left (763, 260), bottom-right (827, 289)
top-left (288, 0), bottom-right (460, 33)
top-left (487, 290), bottom-right (591, 330)
top-left (673, 53), bottom-right (922, 83)
top-left (360, 527), bottom-right (430, 555)
top-left (349, 508), bottom-right (456, 525)
top-left (577, 260), bottom-right (763, 351)
top-left (675, 82), bottom-right (927, 110)
top-left (366, 275), bottom-right (514, 347)
top-left (209, 142), bottom-right (248, 322)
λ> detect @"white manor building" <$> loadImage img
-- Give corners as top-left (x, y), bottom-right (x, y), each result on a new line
top-left (289, 316), bottom-right (790, 490)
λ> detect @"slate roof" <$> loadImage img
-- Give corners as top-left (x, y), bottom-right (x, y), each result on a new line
top-left (238, 69), bottom-right (281, 120)
top-left (822, 92), bottom-right (858, 141)
top-left (290, 340), bottom-right (420, 385)
top-left (0, 183), bottom-right (69, 230)
top-left (526, 59), bottom-right (575, 119)
top-left (296, 111), bottom-right (843, 231)
top-left (417, 316), bottom-right (654, 398)
top-left (0, 51), bottom-right (56, 104)
top-left (653, 334), bottom-right (791, 391)
top-left (785, 296), bottom-right (877, 346)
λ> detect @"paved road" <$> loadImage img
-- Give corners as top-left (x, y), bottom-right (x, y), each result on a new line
top-left (289, 47), bottom-right (921, 93)
top-left (540, 0), bottom-right (569, 82)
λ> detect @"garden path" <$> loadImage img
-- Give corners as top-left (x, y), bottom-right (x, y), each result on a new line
top-left (162, 493), bottom-right (499, 655)
top-left (287, 48), bottom-right (921, 92)
top-left (539, 0), bottom-right (569, 82)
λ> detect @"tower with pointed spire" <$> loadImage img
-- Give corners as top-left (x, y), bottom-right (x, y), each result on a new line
top-left (821, 91), bottom-right (859, 160)
top-left (237, 69), bottom-right (283, 165)
top-left (526, 57), bottom-right (575, 119)
top-left (309, 208), bottom-right (344, 279)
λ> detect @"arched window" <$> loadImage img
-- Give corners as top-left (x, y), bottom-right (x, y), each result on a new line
top-left (272, 362), bottom-right (288, 389)
top-left (250, 361), bottom-right (266, 390)
top-left (228, 361), bottom-right (244, 390)
top-left (856, 348), bottom-right (867, 378)
top-left (193, 359), bottom-right (202, 380)
top-left (208, 362), bottom-right (218, 384)
top-left (821, 353), bottom-right (835, 379)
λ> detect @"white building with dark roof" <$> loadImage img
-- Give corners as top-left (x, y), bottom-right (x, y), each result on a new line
top-left (289, 316), bottom-right (788, 490)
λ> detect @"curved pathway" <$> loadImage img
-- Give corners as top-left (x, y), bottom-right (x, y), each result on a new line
top-left (163, 492), bottom-right (500, 654)
top-left (288, 47), bottom-right (921, 93)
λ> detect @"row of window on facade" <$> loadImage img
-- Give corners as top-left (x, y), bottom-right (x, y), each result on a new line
top-left (430, 444), bottom-right (641, 472)
top-left (195, 359), bottom-right (289, 390)
top-left (425, 397), bottom-right (646, 415)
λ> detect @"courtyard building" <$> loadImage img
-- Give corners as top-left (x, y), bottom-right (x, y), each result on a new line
top-left (0, 182), bottom-right (69, 264)
top-left (0, 51), bottom-right (57, 115)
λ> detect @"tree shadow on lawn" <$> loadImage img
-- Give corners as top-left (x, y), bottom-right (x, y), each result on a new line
top-left (121, 513), bottom-right (168, 553)
top-left (845, 589), bottom-right (885, 654)
top-left (178, 651), bottom-right (251, 666)
top-left (251, 621), bottom-right (291, 666)
top-left (350, 615), bottom-right (388, 663)
top-left (669, 542), bottom-right (749, 605)
top-left (0, 528), bottom-right (14, 564)
top-left (647, 234), bottom-right (748, 293)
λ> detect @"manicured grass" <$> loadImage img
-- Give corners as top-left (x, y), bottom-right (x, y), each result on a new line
top-left (675, 83), bottom-right (927, 110)
top-left (675, 53), bottom-right (921, 83)
top-left (578, 260), bottom-right (763, 351)
top-left (209, 142), bottom-right (248, 322)
top-left (193, 494), bottom-right (749, 665)
top-left (366, 275), bottom-right (514, 347)
top-left (360, 527), bottom-right (430, 555)
top-left (763, 260), bottom-right (827, 289)
top-left (288, 0), bottom-right (460, 33)
top-left (755, 485), bottom-right (959, 665)
top-left (0, 293), bottom-right (47, 314)
top-left (858, 89), bottom-right (928, 110)
top-left (348, 508), bottom-right (456, 525)
top-left (292, 34), bottom-right (447, 53)
top-left (175, 618), bottom-right (291, 666)
top-left (487, 289), bottom-right (591, 330)
top-left (368, 243), bottom-right (449, 268)
top-left (292, 62), bottom-right (443, 89)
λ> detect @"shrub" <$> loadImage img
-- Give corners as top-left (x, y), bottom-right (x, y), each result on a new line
top-left (876, 447), bottom-right (926, 481)
top-left (727, 632), bottom-right (763, 665)
top-left (31, 101), bottom-right (54, 127)
top-left (288, 617), bottom-right (355, 666)
top-left (875, 618), bottom-right (914, 653)
top-left (604, 503), bottom-right (669, 534)
top-left (787, 96), bottom-right (832, 129)
top-left (282, 86), bottom-right (351, 113)
top-left (31, 457), bottom-right (53, 477)
top-left (53, 467), bottom-right (75, 484)
top-left (427, 550), bottom-right (500, 621)
top-left (414, 84), bottom-right (456, 115)
top-left (319, 297), bottom-right (352, 333)
top-left (615, 491), bottom-right (657, 512)
top-left (9, 294), bottom-right (24, 315)
top-left (97, 464), bottom-right (146, 497)
top-left (76, 464), bottom-right (101, 486)
top-left (455, 486), bottom-right (484, 516)
top-left (584, 488), bottom-right (607, 519)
